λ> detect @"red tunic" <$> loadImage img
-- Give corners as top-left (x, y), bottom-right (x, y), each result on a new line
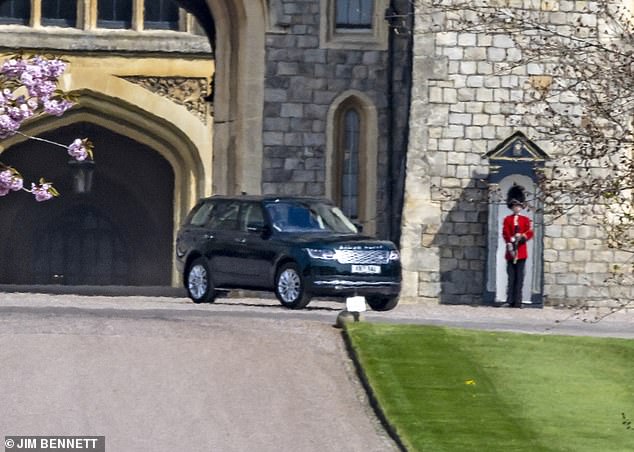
top-left (502, 214), bottom-right (533, 261)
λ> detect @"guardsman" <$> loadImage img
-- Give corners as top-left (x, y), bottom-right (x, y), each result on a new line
top-left (502, 199), bottom-right (533, 307)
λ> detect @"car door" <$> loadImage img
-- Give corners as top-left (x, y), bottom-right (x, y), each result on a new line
top-left (231, 201), bottom-right (277, 288)
top-left (205, 200), bottom-right (243, 286)
top-left (175, 199), bottom-right (217, 268)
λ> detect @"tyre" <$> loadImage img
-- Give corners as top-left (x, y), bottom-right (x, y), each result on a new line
top-left (275, 262), bottom-right (311, 309)
top-left (186, 258), bottom-right (216, 303)
top-left (366, 295), bottom-right (399, 311)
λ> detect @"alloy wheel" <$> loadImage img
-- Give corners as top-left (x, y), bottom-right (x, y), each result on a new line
top-left (277, 268), bottom-right (301, 303)
top-left (188, 264), bottom-right (208, 300)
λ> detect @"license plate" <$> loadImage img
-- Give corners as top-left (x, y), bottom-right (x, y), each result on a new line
top-left (351, 265), bottom-right (381, 274)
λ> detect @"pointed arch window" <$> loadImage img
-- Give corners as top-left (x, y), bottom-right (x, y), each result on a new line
top-left (328, 93), bottom-right (378, 234)
top-left (336, 0), bottom-right (373, 29)
top-left (42, 0), bottom-right (77, 27)
top-left (0, 0), bottom-right (30, 25)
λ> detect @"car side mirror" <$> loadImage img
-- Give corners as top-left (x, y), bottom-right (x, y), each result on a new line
top-left (353, 222), bottom-right (364, 233)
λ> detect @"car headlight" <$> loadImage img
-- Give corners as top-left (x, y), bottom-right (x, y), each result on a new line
top-left (388, 250), bottom-right (400, 261)
top-left (305, 248), bottom-right (337, 260)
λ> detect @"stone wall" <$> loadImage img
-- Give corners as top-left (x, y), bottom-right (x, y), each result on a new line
top-left (543, 211), bottom-right (634, 306)
top-left (402, 0), bottom-right (634, 305)
top-left (260, 0), bottom-right (412, 239)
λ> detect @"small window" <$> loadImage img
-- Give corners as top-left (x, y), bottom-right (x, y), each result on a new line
top-left (0, 0), bottom-right (30, 25)
top-left (145, 0), bottom-right (180, 30)
top-left (42, 0), bottom-right (77, 28)
top-left (321, 0), bottom-right (388, 51)
top-left (98, 0), bottom-right (132, 29)
top-left (336, 0), bottom-right (373, 29)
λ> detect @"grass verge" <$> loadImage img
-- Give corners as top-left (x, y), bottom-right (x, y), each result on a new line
top-left (345, 323), bottom-right (634, 452)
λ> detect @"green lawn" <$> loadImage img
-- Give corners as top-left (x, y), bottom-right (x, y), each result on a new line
top-left (345, 323), bottom-right (634, 452)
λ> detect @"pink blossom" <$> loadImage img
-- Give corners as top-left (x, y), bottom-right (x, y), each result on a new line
top-left (31, 182), bottom-right (54, 202)
top-left (1, 55), bottom-right (82, 202)
top-left (0, 58), bottom-right (26, 78)
top-left (21, 104), bottom-right (34, 119)
top-left (19, 71), bottom-right (36, 89)
top-left (67, 138), bottom-right (90, 161)
top-left (42, 58), bottom-right (67, 79)
top-left (10, 175), bottom-right (23, 191)
top-left (31, 80), bottom-right (57, 100)
top-left (7, 104), bottom-right (33, 122)
top-left (0, 169), bottom-right (12, 186)
top-left (0, 114), bottom-right (19, 138)
top-left (23, 64), bottom-right (43, 84)
top-left (27, 56), bottom-right (67, 79)
top-left (0, 169), bottom-right (23, 191)
top-left (43, 98), bottom-right (74, 116)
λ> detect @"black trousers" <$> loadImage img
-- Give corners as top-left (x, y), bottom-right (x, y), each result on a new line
top-left (506, 259), bottom-right (526, 307)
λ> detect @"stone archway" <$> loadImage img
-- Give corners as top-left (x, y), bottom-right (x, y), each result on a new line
top-left (0, 122), bottom-right (175, 286)
top-left (0, 91), bottom-right (207, 286)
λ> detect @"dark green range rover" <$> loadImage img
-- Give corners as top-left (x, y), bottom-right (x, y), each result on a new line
top-left (175, 196), bottom-right (401, 311)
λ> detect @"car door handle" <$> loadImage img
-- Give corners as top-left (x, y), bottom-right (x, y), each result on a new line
top-left (204, 233), bottom-right (214, 240)
top-left (234, 238), bottom-right (247, 244)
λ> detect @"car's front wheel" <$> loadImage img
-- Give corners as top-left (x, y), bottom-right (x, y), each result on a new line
top-left (366, 295), bottom-right (399, 311)
top-left (275, 263), bottom-right (311, 309)
top-left (186, 258), bottom-right (216, 303)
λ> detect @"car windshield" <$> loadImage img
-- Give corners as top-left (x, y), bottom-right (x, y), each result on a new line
top-left (264, 201), bottom-right (358, 234)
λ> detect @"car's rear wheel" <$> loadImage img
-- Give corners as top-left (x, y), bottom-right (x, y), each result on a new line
top-left (366, 295), bottom-right (399, 311)
top-left (275, 263), bottom-right (311, 309)
top-left (186, 258), bottom-right (216, 303)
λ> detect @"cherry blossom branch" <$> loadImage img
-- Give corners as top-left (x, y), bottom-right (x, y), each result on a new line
top-left (0, 54), bottom-right (94, 201)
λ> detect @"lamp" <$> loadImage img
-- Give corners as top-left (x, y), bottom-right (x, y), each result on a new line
top-left (68, 159), bottom-right (95, 194)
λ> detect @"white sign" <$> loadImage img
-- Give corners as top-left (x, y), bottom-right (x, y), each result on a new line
top-left (346, 296), bottom-right (367, 312)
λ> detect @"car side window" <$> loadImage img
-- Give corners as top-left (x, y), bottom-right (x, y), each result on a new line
top-left (241, 202), bottom-right (265, 232)
top-left (188, 201), bottom-right (216, 226)
top-left (207, 201), bottom-right (240, 231)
